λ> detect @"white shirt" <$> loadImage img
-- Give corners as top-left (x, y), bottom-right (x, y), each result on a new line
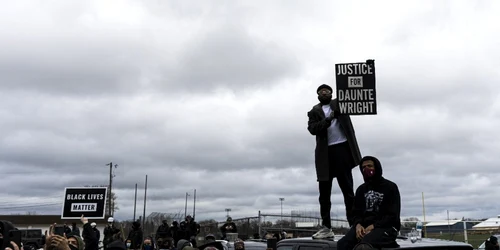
top-left (322, 104), bottom-right (347, 145)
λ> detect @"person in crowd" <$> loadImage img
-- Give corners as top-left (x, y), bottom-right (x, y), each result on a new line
top-left (156, 220), bottom-right (170, 241)
top-left (71, 222), bottom-right (81, 237)
top-left (307, 84), bottom-right (362, 239)
top-left (104, 217), bottom-right (120, 250)
top-left (156, 236), bottom-right (174, 250)
top-left (281, 230), bottom-right (288, 240)
top-left (81, 215), bottom-right (99, 250)
top-left (90, 222), bottom-right (101, 243)
top-left (485, 236), bottom-right (500, 250)
top-left (176, 239), bottom-right (194, 250)
top-left (184, 216), bottom-right (199, 248)
top-left (142, 236), bottom-right (154, 250)
top-left (219, 217), bottom-right (237, 240)
top-left (67, 235), bottom-right (85, 250)
top-left (127, 221), bottom-right (143, 250)
top-left (337, 156), bottom-right (401, 250)
top-left (234, 239), bottom-right (245, 250)
top-left (64, 222), bottom-right (72, 236)
top-left (169, 221), bottom-right (180, 247)
top-left (204, 234), bottom-right (216, 244)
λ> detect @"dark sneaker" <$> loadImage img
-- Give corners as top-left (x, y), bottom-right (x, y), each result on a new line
top-left (312, 226), bottom-right (334, 239)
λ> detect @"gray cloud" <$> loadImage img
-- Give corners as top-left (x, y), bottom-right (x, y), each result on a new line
top-left (1, 0), bottom-right (500, 225)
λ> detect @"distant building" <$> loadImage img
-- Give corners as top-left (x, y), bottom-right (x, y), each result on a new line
top-left (472, 215), bottom-right (500, 231)
top-left (424, 220), bottom-right (474, 234)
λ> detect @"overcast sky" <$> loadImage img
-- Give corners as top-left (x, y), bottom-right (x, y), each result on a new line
top-left (1, 0), bottom-right (499, 224)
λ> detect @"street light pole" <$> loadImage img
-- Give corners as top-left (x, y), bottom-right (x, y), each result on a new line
top-left (225, 208), bottom-right (231, 218)
top-left (279, 198), bottom-right (285, 231)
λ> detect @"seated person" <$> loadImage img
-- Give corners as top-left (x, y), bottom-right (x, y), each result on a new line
top-left (337, 156), bottom-right (401, 250)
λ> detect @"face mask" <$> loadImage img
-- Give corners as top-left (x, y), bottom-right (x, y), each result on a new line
top-left (69, 245), bottom-right (79, 250)
top-left (126, 243), bottom-right (131, 248)
top-left (362, 168), bottom-right (375, 179)
top-left (144, 245), bottom-right (152, 250)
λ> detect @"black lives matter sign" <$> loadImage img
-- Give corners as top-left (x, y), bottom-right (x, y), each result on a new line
top-left (62, 187), bottom-right (107, 219)
top-left (335, 60), bottom-right (377, 115)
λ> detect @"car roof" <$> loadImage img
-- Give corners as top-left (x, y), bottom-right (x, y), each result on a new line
top-left (277, 237), bottom-right (473, 250)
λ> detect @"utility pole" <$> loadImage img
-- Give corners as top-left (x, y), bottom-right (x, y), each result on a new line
top-left (133, 183), bottom-right (138, 221)
top-left (279, 198), bottom-right (285, 231)
top-left (142, 175), bottom-right (148, 229)
top-left (184, 192), bottom-right (190, 218)
top-left (193, 189), bottom-right (197, 220)
top-left (106, 162), bottom-right (117, 217)
top-left (225, 208), bottom-right (231, 218)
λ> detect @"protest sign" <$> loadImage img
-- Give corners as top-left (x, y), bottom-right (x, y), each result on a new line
top-left (62, 187), bottom-right (107, 219)
top-left (335, 59), bottom-right (377, 115)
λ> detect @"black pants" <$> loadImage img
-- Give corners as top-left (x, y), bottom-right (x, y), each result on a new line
top-left (318, 142), bottom-right (354, 228)
top-left (337, 226), bottom-right (398, 250)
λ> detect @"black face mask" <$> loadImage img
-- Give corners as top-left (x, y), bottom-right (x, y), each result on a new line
top-left (318, 95), bottom-right (331, 105)
top-left (69, 244), bottom-right (79, 250)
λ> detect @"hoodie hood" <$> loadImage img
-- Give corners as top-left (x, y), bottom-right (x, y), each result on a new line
top-left (68, 235), bottom-right (85, 250)
top-left (132, 221), bottom-right (141, 229)
top-left (176, 239), bottom-right (191, 250)
top-left (359, 156), bottom-right (383, 182)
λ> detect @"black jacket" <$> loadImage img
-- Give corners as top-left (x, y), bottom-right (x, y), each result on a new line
top-left (307, 98), bottom-right (362, 181)
top-left (82, 223), bottom-right (99, 250)
top-left (352, 156), bottom-right (401, 231)
top-left (127, 224), bottom-right (144, 249)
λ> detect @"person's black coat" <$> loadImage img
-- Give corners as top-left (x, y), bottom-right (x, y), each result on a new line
top-left (127, 223), bottom-right (144, 250)
top-left (93, 228), bottom-right (101, 242)
top-left (307, 98), bottom-right (362, 181)
top-left (82, 223), bottom-right (99, 250)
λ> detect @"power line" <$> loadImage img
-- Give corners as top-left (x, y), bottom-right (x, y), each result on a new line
top-left (0, 203), bottom-right (62, 210)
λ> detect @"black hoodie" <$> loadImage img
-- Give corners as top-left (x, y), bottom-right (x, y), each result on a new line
top-left (352, 156), bottom-right (401, 231)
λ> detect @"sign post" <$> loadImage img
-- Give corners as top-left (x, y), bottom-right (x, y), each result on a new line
top-left (335, 59), bottom-right (377, 115)
top-left (62, 187), bottom-right (108, 219)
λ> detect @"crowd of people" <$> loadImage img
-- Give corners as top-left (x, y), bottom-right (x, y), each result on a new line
top-left (1, 214), bottom-right (218, 250)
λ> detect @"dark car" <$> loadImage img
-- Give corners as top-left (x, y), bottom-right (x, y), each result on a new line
top-left (276, 236), bottom-right (473, 250)
top-left (19, 229), bottom-right (43, 250)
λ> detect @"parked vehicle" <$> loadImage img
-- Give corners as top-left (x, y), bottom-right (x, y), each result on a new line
top-left (276, 236), bottom-right (473, 250)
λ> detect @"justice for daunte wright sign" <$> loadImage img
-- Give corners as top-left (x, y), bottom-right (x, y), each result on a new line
top-left (61, 187), bottom-right (108, 219)
top-left (335, 60), bottom-right (377, 115)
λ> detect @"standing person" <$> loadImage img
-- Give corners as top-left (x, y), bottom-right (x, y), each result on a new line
top-left (156, 220), bottom-right (170, 241)
top-left (337, 156), bottom-right (401, 250)
top-left (184, 216), bottom-right (199, 247)
top-left (307, 84), bottom-right (362, 239)
top-left (104, 217), bottom-right (120, 250)
top-left (81, 215), bottom-right (99, 250)
top-left (219, 217), bottom-right (237, 240)
top-left (127, 221), bottom-right (144, 250)
top-left (169, 221), bottom-right (180, 246)
top-left (72, 222), bottom-right (81, 237)
top-left (91, 223), bottom-right (101, 243)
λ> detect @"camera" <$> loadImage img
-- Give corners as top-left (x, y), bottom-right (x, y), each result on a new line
top-left (0, 220), bottom-right (22, 250)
